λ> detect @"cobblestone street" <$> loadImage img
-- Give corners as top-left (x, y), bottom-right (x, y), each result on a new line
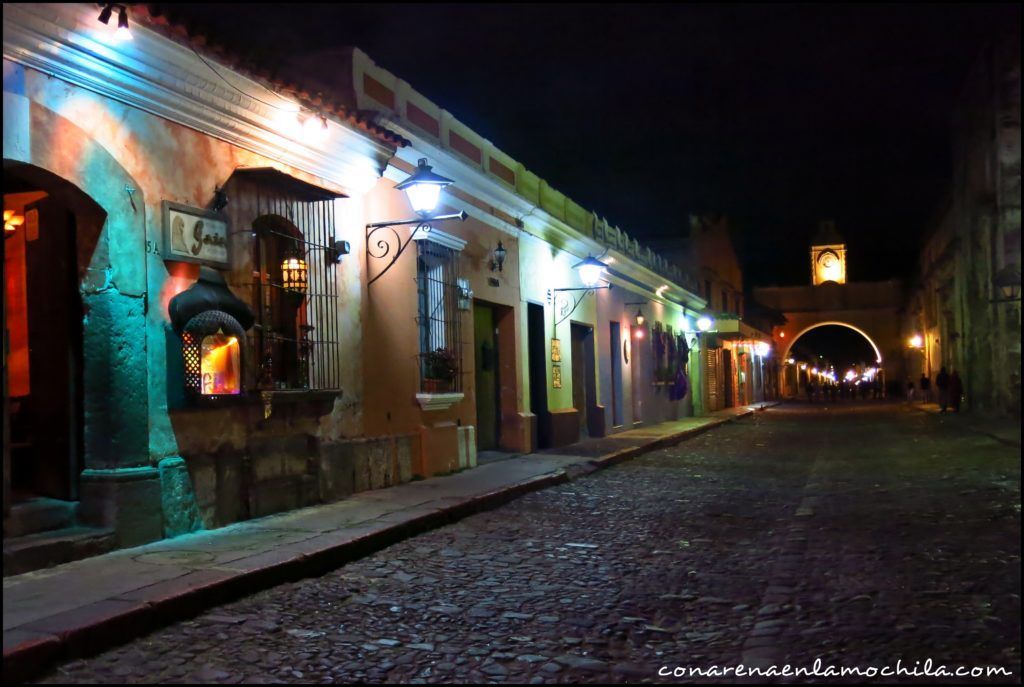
top-left (36, 403), bottom-right (1021, 684)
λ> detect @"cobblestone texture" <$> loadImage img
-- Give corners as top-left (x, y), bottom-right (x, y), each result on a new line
top-left (36, 403), bottom-right (1021, 683)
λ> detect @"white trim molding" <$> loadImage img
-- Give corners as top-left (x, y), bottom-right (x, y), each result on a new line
top-left (415, 392), bottom-right (465, 411)
top-left (2, 3), bottom-right (393, 196)
top-left (412, 226), bottom-right (467, 252)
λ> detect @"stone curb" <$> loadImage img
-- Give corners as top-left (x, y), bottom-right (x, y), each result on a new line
top-left (2, 405), bottom-right (773, 682)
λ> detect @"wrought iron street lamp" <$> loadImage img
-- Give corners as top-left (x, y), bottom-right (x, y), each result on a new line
top-left (548, 254), bottom-right (612, 327)
top-left (366, 158), bottom-right (467, 286)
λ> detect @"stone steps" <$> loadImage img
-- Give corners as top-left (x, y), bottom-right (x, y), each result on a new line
top-left (3, 526), bottom-right (116, 577)
top-left (4, 497), bottom-right (77, 538)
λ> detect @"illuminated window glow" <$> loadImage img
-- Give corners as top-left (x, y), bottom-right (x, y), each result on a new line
top-left (200, 333), bottom-right (240, 395)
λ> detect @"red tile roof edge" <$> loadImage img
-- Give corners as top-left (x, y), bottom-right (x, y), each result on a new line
top-left (132, 4), bottom-right (409, 149)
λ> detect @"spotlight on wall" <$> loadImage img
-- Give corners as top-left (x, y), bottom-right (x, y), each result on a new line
top-left (97, 4), bottom-right (132, 41)
top-left (116, 6), bottom-right (132, 40)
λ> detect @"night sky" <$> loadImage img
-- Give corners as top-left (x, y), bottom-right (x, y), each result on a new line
top-left (164, 3), bottom-right (1018, 288)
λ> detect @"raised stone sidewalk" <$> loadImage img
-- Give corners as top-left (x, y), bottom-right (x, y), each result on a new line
top-left (3, 403), bottom-right (775, 682)
top-left (910, 401), bottom-right (1021, 447)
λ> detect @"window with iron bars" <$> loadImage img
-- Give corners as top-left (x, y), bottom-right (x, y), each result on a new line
top-left (416, 238), bottom-right (463, 394)
top-left (240, 183), bottom-right (343, 391)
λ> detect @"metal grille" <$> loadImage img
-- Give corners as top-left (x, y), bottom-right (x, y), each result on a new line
top-left (416, 239), bottom-right (463, 393)
top-left (231, 179), bottom-right (342, 391)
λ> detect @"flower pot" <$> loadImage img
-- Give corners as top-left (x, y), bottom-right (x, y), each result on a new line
top-left (422, 378), bottom-right (452, 394)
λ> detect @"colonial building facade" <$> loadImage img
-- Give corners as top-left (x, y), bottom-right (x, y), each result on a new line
top-left (904, 31), bottom-right (1021, 417)
top-left (3, 3), bottom-right (709, 572)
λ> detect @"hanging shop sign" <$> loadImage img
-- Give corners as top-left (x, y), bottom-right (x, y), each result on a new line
top-left (552, 364), bottom-right (562, 389)
top-left (162, 201), bottom-right (229, 268)
top-left (550, 338), bottom-right (562, 362)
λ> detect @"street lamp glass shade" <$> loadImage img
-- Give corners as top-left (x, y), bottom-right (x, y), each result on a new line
top-left (395, 158), bottom-right (453, 215)
top-left (696, 316), bottom-right (713, 332)
top-left (572, 255), bottom-right (608, 287)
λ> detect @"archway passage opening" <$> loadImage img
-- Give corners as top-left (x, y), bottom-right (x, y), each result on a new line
top-left (785, 323), bottom-right (882, 371)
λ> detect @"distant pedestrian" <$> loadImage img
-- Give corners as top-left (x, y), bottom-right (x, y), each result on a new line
top-left (936, 366), bottom-right (951, 413)
top-left (906, 378), bottom-right (915, 402)
top-left (950, 370), bottom-right (963, 412)
top-left (919, 373), bottom-right (931, 403)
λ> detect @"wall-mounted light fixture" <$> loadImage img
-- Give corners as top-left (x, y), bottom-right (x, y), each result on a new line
top-left (696, 315), bottom-right (715, 332)
top-left (991, 264), bottom-right (1021, 303)
top-left (366, 159), bottom-right (466, 286)
top-left (4, 209), bottom-right (25, 237)
top-left (97, 3), bottom-right (132, 41)
top-left (624, 301), bottom-right (647, 326)
top-left (281, 248), bottom-right (308, 295)
top-left (489, 241), bottom-right (507, 272)
top-left (574, 255), bottom-right (609, 288)
top-left (907, 333), bottom-right (923, 349)
top-left (547, 254), bottom-right (612, 327)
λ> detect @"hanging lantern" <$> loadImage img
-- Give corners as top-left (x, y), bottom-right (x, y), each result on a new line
top-left (281, 248), bottom-right (308, 295)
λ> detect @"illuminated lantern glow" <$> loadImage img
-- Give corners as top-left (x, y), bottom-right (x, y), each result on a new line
top-left (811, 367), bottom-right (819, 375)
top-left (755, 341), bottom-right (770, 357)
top-left (908, 334), bottom-right (923, 348)
top-left (395, 158), bottom-right (454, 216)
top-left (696, 316), bottom-right (714, 332)
top-left (5, 209), bottom-right (25, 235)
top-left (281, 251), bottom-right (308, 294)
top-left (573, 255), bottom-right (608, 288)
top-left (200, 333), bottom-right (241, 395)
top-left (634, 308), bottom-right (645, 326)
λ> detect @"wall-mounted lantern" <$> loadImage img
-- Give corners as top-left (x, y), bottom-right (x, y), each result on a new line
top-left (574, 255), bottom-right (608, 288)
top-left (281, 248), bottom-right (308, 295)
top-left (366, 158), bottom-right (467, 286)
top-left (992, 264), bottom-right (1021, 303)
top-left (625, 301), bottom-right (647, 326)
top-left (170, 267), bottom-right (255, 401)
top-left (548, 254), bottom-right (613, 328)
top-left (4, 209), bottom-right (24, 237)
top-left (696, 315), bottom-right (714, 332)
top-left (907, 333), bottom-right (923, 349)
top-left (489, 241), bottom-right (507, 272)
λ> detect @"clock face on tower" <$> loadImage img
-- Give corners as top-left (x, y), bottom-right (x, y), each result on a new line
top-left (812, 246), bottom-right (846, 284)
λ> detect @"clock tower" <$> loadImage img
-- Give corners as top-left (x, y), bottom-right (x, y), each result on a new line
top-left (810, 220), bottom-right (846, 285)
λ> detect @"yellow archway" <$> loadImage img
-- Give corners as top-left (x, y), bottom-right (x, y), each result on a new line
top-left (781, 321), bottom-right (883, 364)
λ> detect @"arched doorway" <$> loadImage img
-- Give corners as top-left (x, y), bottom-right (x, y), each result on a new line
top-left (781, 322), bottom-right (884, 399)
top-left (4, 162), bottom-right (105, 506)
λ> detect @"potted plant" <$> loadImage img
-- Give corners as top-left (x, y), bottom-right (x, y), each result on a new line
top-left (421, 347), bottom-right (459, 393)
